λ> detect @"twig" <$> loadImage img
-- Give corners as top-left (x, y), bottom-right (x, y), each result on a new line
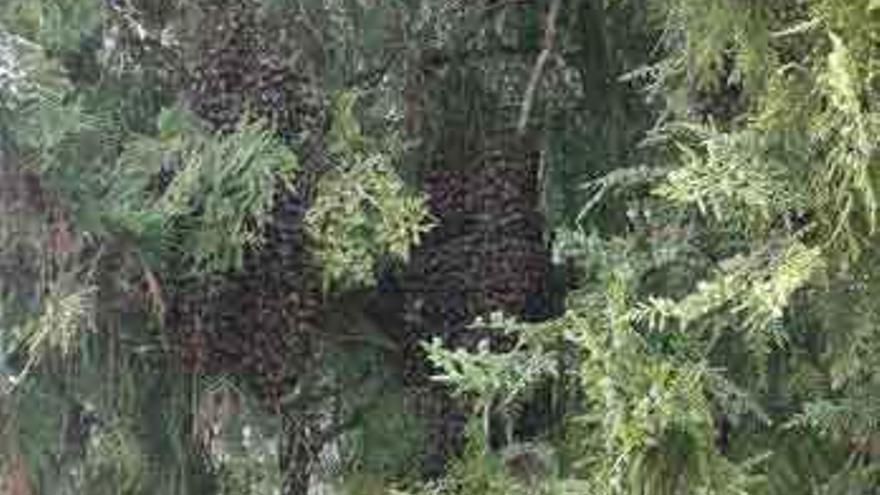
top-left (346, 50), bottom-right (403, 88)
top-left (517, 0), bottom-right (562, 135)
top-left (421, 44), bottom-right (544, 67)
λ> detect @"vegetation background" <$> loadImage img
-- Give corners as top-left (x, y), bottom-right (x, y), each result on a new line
top-left (1, 0), bottom-right (879, 494)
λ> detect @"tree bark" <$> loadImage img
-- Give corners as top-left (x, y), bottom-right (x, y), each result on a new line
top-left (280, 410), bottom-right (316, 495)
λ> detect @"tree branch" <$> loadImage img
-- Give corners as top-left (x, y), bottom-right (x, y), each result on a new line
top-left (517, 0), bottom-right (563, 134)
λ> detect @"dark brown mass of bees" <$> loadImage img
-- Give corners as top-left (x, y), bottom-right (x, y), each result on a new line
top-left (167, 0), bottom-right (325, 411)
top-left (401, 130), bottom-right (551, 474)
top-left (164, 0), bottom-right (553, 479)
top-left (405, 134), bottom-right (548, 343)
top-left (186, 0), bottom-right (324, 141)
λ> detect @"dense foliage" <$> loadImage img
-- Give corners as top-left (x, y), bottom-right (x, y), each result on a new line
top-left (1, 1), bottom-right (879, 494)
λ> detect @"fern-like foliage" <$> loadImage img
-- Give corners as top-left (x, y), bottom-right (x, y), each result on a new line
top-left (633, 241), bottom-right (824, 335)
top-left (110, 106), bottom-right (299, 275)
top-left (654, 125), bottom-right (808, 225)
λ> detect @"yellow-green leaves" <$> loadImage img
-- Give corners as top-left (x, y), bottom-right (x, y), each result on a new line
top-left (424, 336), bottom-right (555, 414)
top-left (306, 92), bottom-right (431, 292)
top-left (813, 31), bottom-right (879, 247)
top-left (824, 33), bottom-right (861, 114)
top-left (655, 128), bottom-right (805, 224)
top-left (307, 157), bottom-right (431, 292)
top-left (560, 269), bottom-right (761, 495)
top-left (327, 91), bottom-right (371, 162)
top-left (634, 242), bottom-right (824, 334)
top-left (8, 282), bottom-right (96, 382)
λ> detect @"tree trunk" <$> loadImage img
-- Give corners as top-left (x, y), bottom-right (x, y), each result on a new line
top-left (280, 411), bottom-right (317, 495)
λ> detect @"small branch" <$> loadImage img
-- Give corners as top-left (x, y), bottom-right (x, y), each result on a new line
top-left (105, 1), bottom-right (168, 47)
top-left (421, 44), bottom-right (543, 68)
top-left (346, 50), bottom-right (403, 89)
top-left (476, 0), bottom-right (534, 17)
top-left (517, 0), bottom-right (562, 135)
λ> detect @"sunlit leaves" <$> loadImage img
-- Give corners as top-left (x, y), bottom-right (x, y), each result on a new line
top-left (307, 157), bottom-right (431, 291)
top-left (306, 92), bottom-right (431, 291)
top-left (823, 33), bottom-right (862, 113)
top-left (810, 32), bottom-right (880, 250)
top-left (561, 270), bottom-right (761, 495)
top-left (424, 335), bottom-right (555, 415)
top-left (654, 126), bottom-right (807, 224)
top-left (8, 282), bottom-right (95, 380)
top-left (633, 242), bottom-right (823, 335)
